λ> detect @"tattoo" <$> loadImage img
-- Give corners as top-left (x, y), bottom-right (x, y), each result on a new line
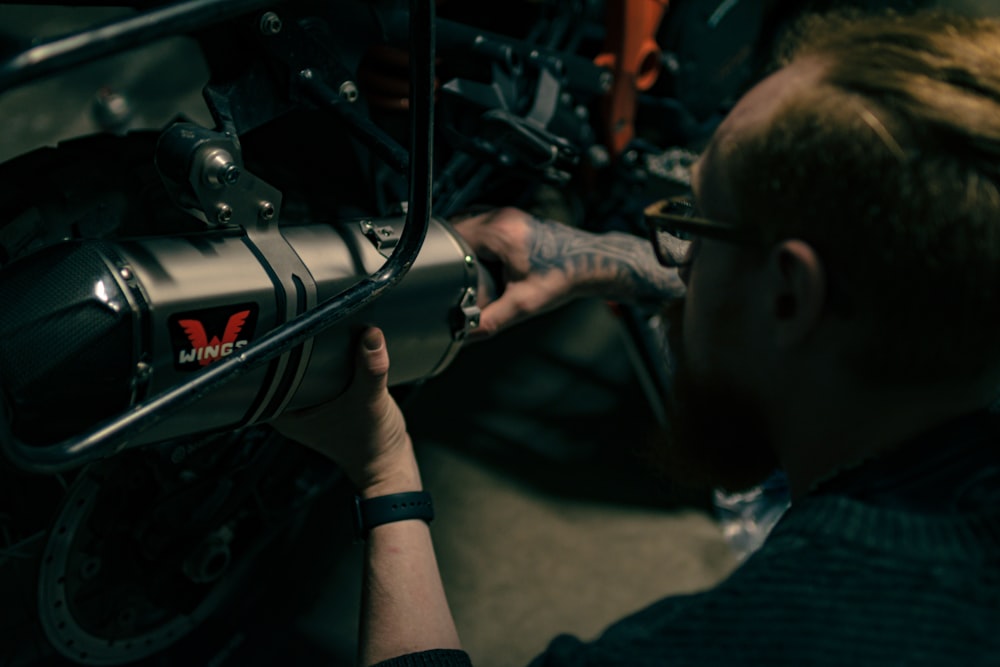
top-left (526, 217), bottom-right (685, 302)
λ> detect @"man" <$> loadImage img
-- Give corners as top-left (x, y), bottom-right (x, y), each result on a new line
top-left (275, 10), bottom-right (1000, 666)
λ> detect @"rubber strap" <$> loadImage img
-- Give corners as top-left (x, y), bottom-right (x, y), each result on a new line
top-left (354, 491), bottom-right (434, 539)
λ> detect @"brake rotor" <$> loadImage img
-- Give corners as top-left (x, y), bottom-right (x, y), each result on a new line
top-left (36, 463), bottom-right (235, 665)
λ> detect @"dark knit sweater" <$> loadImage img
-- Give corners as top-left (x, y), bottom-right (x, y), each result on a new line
top-left (375, 411), bottom-right (1000, 667)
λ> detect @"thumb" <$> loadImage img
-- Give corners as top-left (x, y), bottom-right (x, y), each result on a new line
top-left (352, 327), bottom-right (391, 396)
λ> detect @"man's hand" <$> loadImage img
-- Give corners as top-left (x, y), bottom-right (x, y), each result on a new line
top-left (273, 327), bottom-right (419, 497)
top-left (452, 207), bottom-right (686, 338)
top-left (453, 207), bottom-right (577, 337)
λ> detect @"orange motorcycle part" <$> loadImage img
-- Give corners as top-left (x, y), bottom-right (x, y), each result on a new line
top-left (359, 43), bottom-right (443, 111)
top-left (594, 0), bottom-right (670, 157)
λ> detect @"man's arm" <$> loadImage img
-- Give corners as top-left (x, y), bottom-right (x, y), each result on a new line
top-left (273, 329), bottom-right (463, 666)
top-left (355, 441), bottom-right (461, 666)
top-left (452, 207), bottom-right (685, 337)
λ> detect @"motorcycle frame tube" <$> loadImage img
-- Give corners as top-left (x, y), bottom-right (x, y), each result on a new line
top-left (0, 0), bottom-right (436, 473)
top-left (0, 0), bottom-right (276, 92)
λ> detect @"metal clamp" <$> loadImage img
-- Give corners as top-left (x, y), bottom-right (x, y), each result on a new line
top-left (155, 123), bottom-right (284, 230)
top-left (454, 286), bottom-right (480, 338)
top-left (360, 220), bottom-right (401, 257)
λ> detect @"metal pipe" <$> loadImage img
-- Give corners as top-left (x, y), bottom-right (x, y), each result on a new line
top-left (0, 0), bottom-right (436, 473)
top-left (0, 0), bottom-right (276, 92)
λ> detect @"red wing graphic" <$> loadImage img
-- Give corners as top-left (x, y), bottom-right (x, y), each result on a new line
top-left (221, 310), bottom-right (251, 344)
top-left (174, 307), bottom-right (255, 369)
top-left (178, 319), bottom-right (209, 350)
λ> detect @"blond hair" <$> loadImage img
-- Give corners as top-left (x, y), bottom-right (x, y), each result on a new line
top-left (733, 11), bottom-right (1000, 385)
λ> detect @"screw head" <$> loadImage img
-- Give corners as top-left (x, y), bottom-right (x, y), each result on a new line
top-left (217, 204), bottom-right (233, 224)
top-left (259, 202), bottom-right (275, 221)
top-left (339, 81), bottom-right (359, 103)
top-left (92, 87), bottom-right (132, 131)
top-left (464, 255), bottom-right (475, 266)
top-left (119, 267), bottom-right (132, 281)
top-left (259, 11), bottom-right (282, 35)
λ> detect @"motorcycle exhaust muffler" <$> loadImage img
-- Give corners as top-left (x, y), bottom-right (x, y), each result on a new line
top-left (0, 216), bottom-right (479, 448)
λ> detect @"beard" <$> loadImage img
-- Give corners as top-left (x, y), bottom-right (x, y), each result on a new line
top-left (648, 299), bottom-right (781, 493)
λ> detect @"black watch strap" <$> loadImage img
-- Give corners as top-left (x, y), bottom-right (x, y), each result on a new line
top-left (353, 491), bottom-right (434, 539)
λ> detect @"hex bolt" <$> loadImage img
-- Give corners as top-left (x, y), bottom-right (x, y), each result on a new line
top-left (216, 204), bottom-right (233, 224)
top-left (259, 202), bottom-right (275, 221)
top-left (202, 150), bottom-right (238, 188)
top-left (259, 11), bottom-right (282, 35)
top-left (339, 81), bottom-right (360, 103)
top-left (221, 164), bottom-right (240, 185)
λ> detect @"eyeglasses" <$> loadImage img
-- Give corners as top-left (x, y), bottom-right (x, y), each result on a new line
top-left (644, 196), bottom-right (756, 268)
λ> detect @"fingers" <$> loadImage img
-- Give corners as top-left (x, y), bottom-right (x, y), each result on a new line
top-left (450, 207), bottom-right (531, 261)
top-left (474, 298), bottom-right (520, 338)
top-left (473, 284), bottom-right (554, 338)
top-left (270, 327), bottom-right (404, 468)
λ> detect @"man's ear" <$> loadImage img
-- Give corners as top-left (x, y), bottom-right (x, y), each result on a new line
top-left (767, 239), bottom-right (826, 347)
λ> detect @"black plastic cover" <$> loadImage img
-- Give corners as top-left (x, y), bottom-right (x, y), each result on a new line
top-left (0, 242), bottom-right (137, 445)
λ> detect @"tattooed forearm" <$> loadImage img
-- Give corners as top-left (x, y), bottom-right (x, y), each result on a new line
top-left (525, 217), bottom-right (685, 302)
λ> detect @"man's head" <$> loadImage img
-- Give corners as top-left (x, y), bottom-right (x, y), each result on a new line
top-left (728, 11), bottom-right (1000, 388)
top-left (659, 11), bottom-right (1000, 492)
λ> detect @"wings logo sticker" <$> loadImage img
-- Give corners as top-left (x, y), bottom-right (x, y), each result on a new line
top-left (168, 303), bottom-right (259, 371)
